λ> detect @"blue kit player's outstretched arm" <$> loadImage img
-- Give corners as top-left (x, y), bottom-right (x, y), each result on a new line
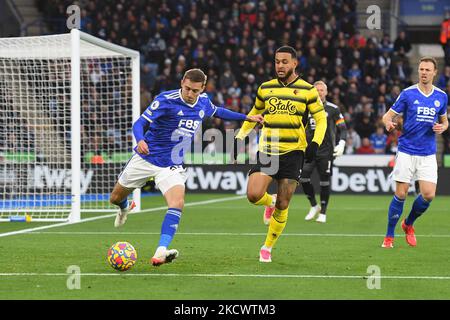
top-left (381, 57), bottom-right (448, 249)
top-left (109, 68), bottom-right (263, 266)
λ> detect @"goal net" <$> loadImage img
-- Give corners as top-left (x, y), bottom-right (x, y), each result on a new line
top-left (0, 30), bottom-right (140, 222)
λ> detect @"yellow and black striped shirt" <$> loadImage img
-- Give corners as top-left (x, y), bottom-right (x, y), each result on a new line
top-left (236, 76), bottom-right (327, 155)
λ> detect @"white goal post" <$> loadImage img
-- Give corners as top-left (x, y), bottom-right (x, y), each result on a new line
top-left (0, 29), bottom-right (141, 222)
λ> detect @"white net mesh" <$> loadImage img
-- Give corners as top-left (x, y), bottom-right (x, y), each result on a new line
top-left (0, 33), bottom-right (135, 221)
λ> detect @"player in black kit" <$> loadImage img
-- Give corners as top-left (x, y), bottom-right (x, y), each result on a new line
top-left (300, 81), bottom-right (348, 223)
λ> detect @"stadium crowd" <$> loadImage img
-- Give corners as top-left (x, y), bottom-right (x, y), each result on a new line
top-left (38, 0), bottom-right (450, 157)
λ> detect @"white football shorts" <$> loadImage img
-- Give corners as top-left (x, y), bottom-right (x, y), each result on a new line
top-left (117, 153), bottom-right (187, 194)
top-left (391, 151), bottom-right (437, 184)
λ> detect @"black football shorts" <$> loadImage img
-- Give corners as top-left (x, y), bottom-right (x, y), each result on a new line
top-left (248, 150), bottom-right (304, 182)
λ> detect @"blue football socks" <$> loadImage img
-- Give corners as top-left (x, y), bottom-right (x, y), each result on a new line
top-left (118, 198), bottom-right (128, 210)
top-left (405, 194), bottom-right (430, 226)
top-left (386, 195), bottom-right (405, 237)
top-left (158, 208), bottom-right (182, 248)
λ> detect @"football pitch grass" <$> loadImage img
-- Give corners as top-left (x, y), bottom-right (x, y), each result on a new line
top-left (1, 193), bottom-right (450, 300)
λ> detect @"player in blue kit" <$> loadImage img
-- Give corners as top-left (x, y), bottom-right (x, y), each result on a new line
top-left (381, 57), bottom-right (448, 248)
top-left (109, 69), bottom-right (264, 265)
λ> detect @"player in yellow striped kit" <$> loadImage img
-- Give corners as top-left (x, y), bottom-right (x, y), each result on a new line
top-left (236, 46), bottom-right (327, 262)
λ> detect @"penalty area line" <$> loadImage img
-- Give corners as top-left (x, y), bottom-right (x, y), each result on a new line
top-left (1, 273), bottom-right (450, 280)
top-left (0, 195), bottom-right (246, 239)
top-left (27, 231), bottom-right (450, 238)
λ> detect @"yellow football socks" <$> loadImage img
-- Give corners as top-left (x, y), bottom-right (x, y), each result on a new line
top-left (254, 192), bottom-right (274, 206)
top-left (264, 207), bottom-right (288, 248)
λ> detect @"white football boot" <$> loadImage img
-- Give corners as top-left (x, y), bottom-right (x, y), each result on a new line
top-left (114, 200), bottom-right (136, 228)
top-left (315, 213), bottom-right (327, 223)
top-left (151, 246), bottom-right (179, 266)
top-left (305, 204), bottom-right (321, 221)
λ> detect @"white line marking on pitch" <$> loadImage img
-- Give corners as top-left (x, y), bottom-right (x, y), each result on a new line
top-left (27, 231), bottom-right (450, 238)
top-left (190, 206), bottom-right (448, 212)
top-left (0, 273), bottom-right (450, 280)
top-left (0, 195), bottom-right (246, 238)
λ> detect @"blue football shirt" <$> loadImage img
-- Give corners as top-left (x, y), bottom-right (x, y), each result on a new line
top-left (135, 89), bottom-right (217, 167)
top-left (390, 85), bottom-right (448, 156)
top-left (369, 133), bottom-right (387, 151)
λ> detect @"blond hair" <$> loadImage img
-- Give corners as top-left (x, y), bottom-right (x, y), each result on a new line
top-left (419, 56), bottom-right (438, 70)
top-left (183, 68), bottom-right (207, 85)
